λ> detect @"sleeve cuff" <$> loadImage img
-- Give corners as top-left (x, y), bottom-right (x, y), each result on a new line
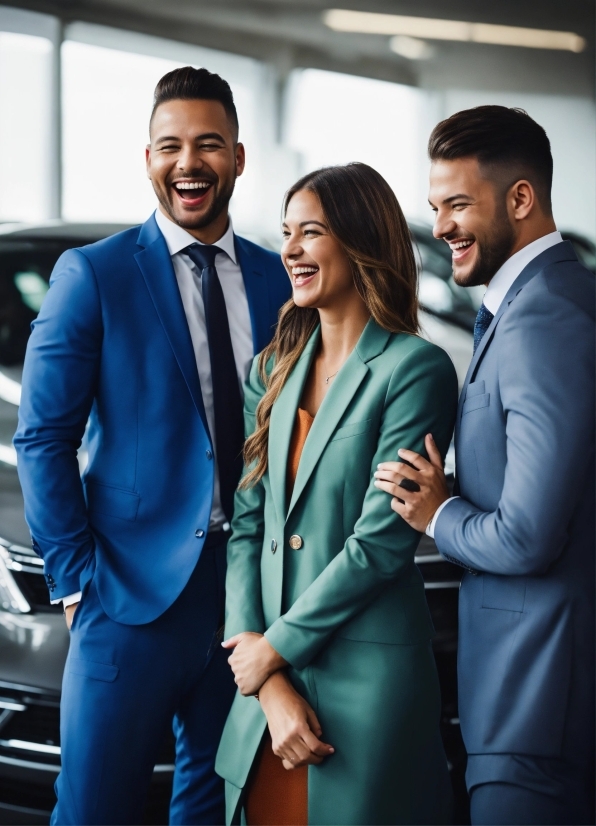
top-left (425, 497), bottom-right (460, 538)
top-left (50, 591), bottom-right (82, 607)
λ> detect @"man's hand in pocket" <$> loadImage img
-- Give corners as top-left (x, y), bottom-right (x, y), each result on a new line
top-left (65, 602), bottom-right (80, 630)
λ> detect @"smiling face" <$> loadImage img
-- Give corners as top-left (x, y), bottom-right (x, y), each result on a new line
top-left (429, 157), bottom-right (515, 287)
top-left (146, 98), bottom-right (245, 240)
top-left (281, 189), bottom-right (358, 311)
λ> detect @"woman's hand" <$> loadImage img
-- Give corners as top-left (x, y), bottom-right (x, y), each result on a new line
top-left (222, 632), bottom-right (288, 696)
top-left (259, 671), bottom-right (335, 770)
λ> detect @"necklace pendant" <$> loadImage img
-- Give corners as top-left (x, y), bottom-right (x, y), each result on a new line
top-left (325, 377), bottom-right (330, 384)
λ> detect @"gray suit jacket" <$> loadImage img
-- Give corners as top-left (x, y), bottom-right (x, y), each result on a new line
top-left (435, 241), bottom-right (595, 760)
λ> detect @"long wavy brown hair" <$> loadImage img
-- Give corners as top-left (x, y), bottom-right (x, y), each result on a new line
top-left (241, 162), bottom-right (419, 488)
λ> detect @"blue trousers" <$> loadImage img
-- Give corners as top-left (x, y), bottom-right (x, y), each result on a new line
top-left (52, 534), bottom-right (236, 825)
top-left (467, 754), bottom-right (595, 826)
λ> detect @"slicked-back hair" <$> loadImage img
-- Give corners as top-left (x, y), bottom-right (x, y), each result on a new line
top-left (150, 66), bottom-right (238, 137)
top-left (428, 106), bottom-right (553, 214)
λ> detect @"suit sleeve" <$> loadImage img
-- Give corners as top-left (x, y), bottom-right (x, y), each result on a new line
top-left (13, 249), bottom-right (102, 598)
top-left (265, 343), bottom-right (458, 670)
top-left (224, 356), bottom-right (268, 636)
top-left (435, 278), bottom-right (595, 575)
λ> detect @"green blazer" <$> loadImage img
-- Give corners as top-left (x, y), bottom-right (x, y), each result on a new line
top-left (216, 319), bottom-right (458, 825)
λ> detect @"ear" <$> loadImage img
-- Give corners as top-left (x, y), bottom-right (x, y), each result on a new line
top-left (145, 144), bottom-right (151, 179)
top-left (508, 179), bottom-right (535, 221)
top-left (236, 142), bottom-right (246, 178)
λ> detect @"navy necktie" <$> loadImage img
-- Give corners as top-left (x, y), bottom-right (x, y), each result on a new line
top-left (185, 244), bottom-right (244, 521)
top-left (473, 303), bottom-right (494, 354)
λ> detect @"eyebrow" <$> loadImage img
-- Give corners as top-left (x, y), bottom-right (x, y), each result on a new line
top-left (281, 220), bottom-right (328, 230)
top-left (155, 132), bottom-right (227, 145)
top-left (428, 193), bottom-right (475, 207)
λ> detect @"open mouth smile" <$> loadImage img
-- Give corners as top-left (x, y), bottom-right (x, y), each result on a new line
top-left (171, 180), bottom-right (214, 207)
top-left (447, 238), bottom-right (475, 262)
top-left (291, 265), bottom-right (319, 287)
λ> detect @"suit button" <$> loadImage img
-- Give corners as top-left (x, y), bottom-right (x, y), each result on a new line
top-left (195, 529), bottom-right (205, 538)
top-left (270, 539), bottom-right (277, 554)
top-left (206, 449), bottom-right (213, 460)
top-left (289, 535), bottom-right (303, 550)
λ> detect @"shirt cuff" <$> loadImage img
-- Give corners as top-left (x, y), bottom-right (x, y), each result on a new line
top-left (425, 497), bottom-right (460, 538)
top-left (50, 591), bottom-right (82, 607)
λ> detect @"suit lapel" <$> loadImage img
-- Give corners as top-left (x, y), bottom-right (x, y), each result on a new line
top-left (268, 327), bottom-right (320, 526)
top-left (134, 216), bottom-right (209, 433)
top-left (235, 237), bottom-right (273, 355)
top-left (456, 240), bottom-right (578, 424)
top-left (286, 320), bottom-right (390, 521)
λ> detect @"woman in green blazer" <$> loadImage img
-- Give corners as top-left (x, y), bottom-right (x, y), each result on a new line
top-left (216, 163), bottom-right (458, 825)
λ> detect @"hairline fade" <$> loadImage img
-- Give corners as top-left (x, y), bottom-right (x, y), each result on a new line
top-left (150, 66), bottom-right (239, 141)
top-left (428, 105), bottom-right (553, 214)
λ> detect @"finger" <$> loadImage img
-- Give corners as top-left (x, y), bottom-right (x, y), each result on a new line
top-left (221, 634), bottom-right (243, 649)
top-left (302, 729), bottom-right (334, 756)
top-left (390, 497), bottom-right (407, 517)
top-left (305, 705), bottom-right (323, 738)
top-left (396, 449), bottom-right (429, 470)
top-left (374, 479), bottom-right (417, 502)
top-left (376, 462), bottom-right (419, 482)
top-left (425, 434), bottom-right (444, 470)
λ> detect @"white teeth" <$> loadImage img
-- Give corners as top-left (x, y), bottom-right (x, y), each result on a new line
top-left (292, 266), bottom-right (318, 275)
top-left (450, 239), bottom-right (473, 250)
top-left (175, 182), bottom-right (209, 190)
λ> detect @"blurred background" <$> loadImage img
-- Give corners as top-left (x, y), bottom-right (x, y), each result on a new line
top-left (0, 0), bottom-right (594, 240)
top-left (0, 2), bottom-right (593, 823)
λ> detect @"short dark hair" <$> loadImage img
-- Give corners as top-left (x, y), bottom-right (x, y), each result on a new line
top-left (151, 66), bottom-right (238, 137)
top-left (428, 105), bottom-right (553, 213)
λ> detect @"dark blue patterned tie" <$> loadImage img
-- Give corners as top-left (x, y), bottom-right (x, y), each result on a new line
top-left (185, 244), bottom-right (244, 521)
top-left (473, 303), bottom-right (494, 354)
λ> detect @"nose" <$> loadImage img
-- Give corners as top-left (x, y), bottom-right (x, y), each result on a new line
top-left (282, 232), bottom-right (304, 261)
top-left (433, 210), bottom-right (458, 240)
top-left (176, 143), bottom-right (203, 173)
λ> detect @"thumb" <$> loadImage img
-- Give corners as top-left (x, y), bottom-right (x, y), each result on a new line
top-left (425, 434), bottom-right (443, 470)
top-left (221, 633), bottom-right (243, 649)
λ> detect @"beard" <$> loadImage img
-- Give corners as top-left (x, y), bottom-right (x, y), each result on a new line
top-left (454, 203), bottom-right (516, 288)
top-left (160, 173), bottom-right (236, 231)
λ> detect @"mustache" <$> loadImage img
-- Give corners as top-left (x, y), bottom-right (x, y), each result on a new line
top-left (169, 170), bottom-right (218, 185)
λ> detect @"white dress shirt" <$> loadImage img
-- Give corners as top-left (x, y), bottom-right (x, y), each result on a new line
top-left (425, 231), bottom-right (563, 539)
top-left (55, 208), bottom-right (254, 607)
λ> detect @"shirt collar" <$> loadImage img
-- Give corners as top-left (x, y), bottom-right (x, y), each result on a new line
top-left (154, 207), bottom-right (237, 264)
top-left (482, 231), bottom-right (563, 316)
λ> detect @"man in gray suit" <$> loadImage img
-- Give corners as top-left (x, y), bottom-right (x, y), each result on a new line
top-left (375, 106), bottom-right (594, 825)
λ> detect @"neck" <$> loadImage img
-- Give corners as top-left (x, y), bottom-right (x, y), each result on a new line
top-left (317, 294), bottom-right (370, 367)
top-left (508, 214), bottom-right (558, 259)
top-left (159, 204), bottom-right (230, 245)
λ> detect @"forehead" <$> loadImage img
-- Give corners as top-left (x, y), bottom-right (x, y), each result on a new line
top-left (428, 157), bottom-right (490, 201)
top-left (150, 98), bottom-right (233, 139)
top-left (284, 189), bottom-right (324, 223)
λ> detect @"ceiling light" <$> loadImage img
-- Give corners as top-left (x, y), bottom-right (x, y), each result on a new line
top-left (390, 35), bottom-right (434, 60)
top-left (324, 9), bottom-right (586, 53)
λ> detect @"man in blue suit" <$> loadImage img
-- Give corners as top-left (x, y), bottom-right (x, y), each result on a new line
top-left (375, 106), bottom-right (594, 824)
top-left (14, 66), bottom-right (290, 825)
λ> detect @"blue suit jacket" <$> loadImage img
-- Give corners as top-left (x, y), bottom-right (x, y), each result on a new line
top-left (14, 215), bottom-right (290, 625)
top-left (435, 241), bottom-right (595, 760)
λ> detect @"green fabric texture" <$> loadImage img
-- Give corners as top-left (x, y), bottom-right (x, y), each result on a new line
top-left (216, 319), bottom-right (458, 825)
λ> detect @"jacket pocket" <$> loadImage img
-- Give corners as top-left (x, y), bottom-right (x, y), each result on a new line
top-left (330, 418), bottom-right (373, 441)
top-left (86, 481), bottom-right (140, 521)
top-left (68, 657), bottom-right (119, 682)
top-left (462, 393), bottom-right (490, 415)
top-left (466, 379), bottom-right (485, 398)
top-left (482, 575), bottom-right (526, 612)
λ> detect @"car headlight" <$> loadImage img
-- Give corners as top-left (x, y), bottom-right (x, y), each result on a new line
top-left (0, 544), bottom-right (31, 613)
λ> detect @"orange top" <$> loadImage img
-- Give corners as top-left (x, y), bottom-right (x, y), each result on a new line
top-left (286, 408), bottom-right (315, 501)
top-left (245, 408), bottom-right (313, 826)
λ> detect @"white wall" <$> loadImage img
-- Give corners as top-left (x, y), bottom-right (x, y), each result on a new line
top-left (0, 32), bottom-right (53, 221)
top-left (61, 24), bottom-right (300, 237)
